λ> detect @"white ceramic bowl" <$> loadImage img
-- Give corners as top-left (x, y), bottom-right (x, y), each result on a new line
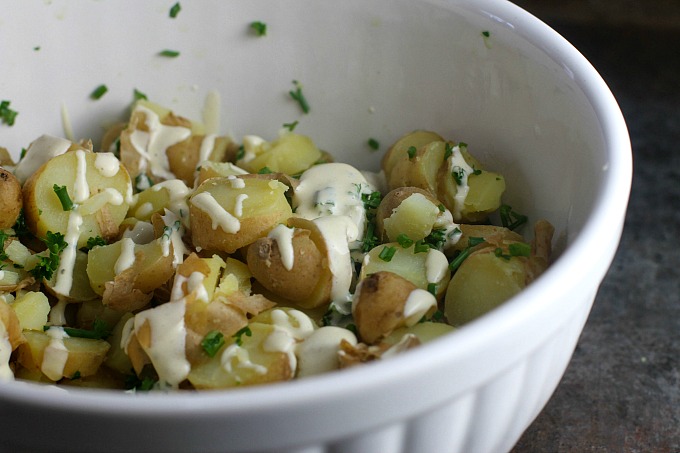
top-left (0, 1), bottom-right (631, 452)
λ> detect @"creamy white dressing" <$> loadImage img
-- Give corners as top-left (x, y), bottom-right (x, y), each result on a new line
top-left (134, 202), bottom-right (155, 219)
top-left (53, 209), bottom-right (83, 296)
top-left (79, 188), bottom-right (124, 216)
top-left (313, 216), bottom-right (358, 301)
top-left (381, 333), bottom-right (419, 360)
top-left (221, 344), bottom-right (268, 378)
top-left (13, 134), bottom-right (71, 184)
top-left (94, 152), bottom-right (121, 178)
top-left (228, 175), bottom-right (246, 189)
top-left (263, 326), bottom-right (298, 374)
top-left (191, 191), bottom-right (240, 233)
top-left (115, 238), bottom-right (137, 275)
top-left (433, 208), bottom-right (462, 249)
top-left (123, 221), bottom-right (156, 245)
top-left (197, 134), bottom-right (217, 168)
top-left (293, 163), bottom-right (375, 241)
top-left (187, 271), bottom-right (209, 302)
top-left (151, 179), bottom-right (191, 221)
top-left (133, 299), bottom-right (190, 388)
top-left (447, 145), bottom-right (474, 220)
top-left (48, 299), bottom-right (68, 326)
top-left (267, 225), bottom-right (295, 271)
top-left (129, 105), bottom-right (192, 180)
top-left (425, 249), bottom-right (449, 284)
top-left (269, 309), bottom-right (315, 340)
top-left (403, 289), bottom-right (437, 326)
top-left (295, 326), bottom-right (357, 378)
top-left (41, 327), bottom-right (70, 381)
top-left (234, 194), bottom-right (248, 218)
top-left (240, 135), bottom-right (267, 163)
top-left (160, 210), bottom-right (187, 267)
top-left (0, 321), bottom-right (14, 381)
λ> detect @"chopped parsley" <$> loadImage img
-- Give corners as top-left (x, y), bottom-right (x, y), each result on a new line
top-left (396, 233), bottom-right (413, 248)
top-left (159, 49), bottom-right (180, 58)
top-left (407, 146), bottom-right (417, 160)
top-left (233, 326), bottom-right (252, 346)
top-left (29, 231), bottom-right (67, 281)
top-left (86, 236), bottom-right (107, 250)
top-left (367, 138), bottom-right (380, 150)
top-left (133, 88), bottom-right (148, 101)
top-left (53, 184), bottom-right (74, 211)
top-left (250, 21), bottom-right (267, 36)
top-left (448, 236), bottom-right (486, 272)
top-left (289, 80), bottom-right (310, 114)
top-left (201, 330), bottom-right (225, 357)
top-left (283, 120), bottom-right (299, 131)
top-left (12, 210), bottom-right (30, 240)
top-left (90, 84), bottom-right (108, 100)
top-left (169, 2), bottom-right (181, 18)
top-left (452, 166), bottom-right (466, 185)
top-left (0, 100), bottom-right (18, 126)
top-left (378, 246), bottom-right (396, 262)
top-left (500, 204), bottom-right (528, 231)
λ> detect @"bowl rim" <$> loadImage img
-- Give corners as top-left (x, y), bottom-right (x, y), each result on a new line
top-left (0, 0), bottom-right (632, 416)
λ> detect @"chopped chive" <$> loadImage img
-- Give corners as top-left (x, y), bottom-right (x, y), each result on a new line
top-left (159, 49), bottom-right (180, 58)
top-left (289, 80), bottom-right (310, 114)
top-left (413, 240), bottom-right (429, 254)
top-left (250, 21), bottom-right (267, 36)
top-left (201, 330), bottom-right (225, 357)
top-left (368, 138), bottom-right (380, 150)
top-left (407, 146), bottom-right (417, 160)
top-left (235, 145), bottom-right (245, 161)
top-left (444, 143), bottom-right (454, 161)
top-left (437, 203), bottom-right (446, 213)
top-left (500, 204), bottom-right (528, 231)
top-left (53, 184), bottom-right (74, 211)
top-left (396, 233), bottom-right (413, 248)
top-left (233, 326), bottom-right (252, 346)
top-left (508, 242), bottom-right (531, 257)
top-left (427, 283), bottom-right (437, 296)
top-left (378, 246), bottom-right (396, 262)
top-left (169, 2), bottom-right (181, 18)
top-left (448, 236), bottom-right (485, 271)
top-left (90, 84), bottom-right (108, 100)
top-left (257, 166), bottom-right (273, 174)
top-left (283, 120), bottom-right (299, 131)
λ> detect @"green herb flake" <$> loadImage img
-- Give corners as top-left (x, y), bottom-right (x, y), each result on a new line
top-left (431, 310), bottom-right (444, 322)
top-left (45, 319), bottom-right (111, 340)
top-left (283, 120), bottom-right (299, 132)
top-left (169, 2), bottom-right (181, 18)
top-left (407, 146), bottom-right (417, 160)
top-left (235, 145), bottom-right (245, 161)
top-left (448, 236), bottom-right (486, 272)
top-left (368, 138), bottom-right (380, 151)
top-left (159, 49), bottom-right (180, 58)
top-left (90, 84), bottom-right (108, 100)
top-left (508, 242), bottom-right (531, 257)
top-left (70, 371), bottom-right (81, 380)
top-left (452, 166), bottom-right (466, 185)
top-left (444, 143), bottom-right (454, 161)
top-left (233, 326), bottom-right (252, 346)
top-left (396, 233), bottom-right (413, 249)
top-left (378, 246), bottom-right (396, 262)
top-left (413, 240), bottom-right (430, 254)
top-left (250, 21), bottom-right (267, 37)
top-left (427, 283), bottom-right (437, 296)
top-left (482, 31), bottom-right (490, 38)
top-left (0, 100), bottom-right (18, 126)
top-left (361, 222), bottom-right (379, 253)
top-left (257, 166), bottom-right (273, 174)
top-left (29, 231), bottom-right (67, 281)
top-left (201, 330), bottom-right (225, 357)
top-left (361, 191), bottom-right (382, 210)
top-left (423, 228), bottom-right (447, 251)
top-left (289, 80), bottom-right (310, 114)
top-left (53, 185), bottom-right (74, 211)
top-left (133, 88), bottom-right (148, 101)
top-left (86, 236), bottom-right (107, 250)
top-left (500, 204), bottom-right (528, 231)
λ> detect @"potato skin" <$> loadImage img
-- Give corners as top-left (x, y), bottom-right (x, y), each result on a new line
top-left (0, 167), bottom-right (23, 229)
top-left (353, 271), bottom-right (417, 344)
top-left (246, 228), bottom-right (324, 302)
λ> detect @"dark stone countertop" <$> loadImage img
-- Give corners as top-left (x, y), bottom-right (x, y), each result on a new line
top-left (508, 16), bottom-right (680, 453)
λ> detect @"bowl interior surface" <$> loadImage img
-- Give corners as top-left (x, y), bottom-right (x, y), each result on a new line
top-left (0, 0), bottom-right (631, 448)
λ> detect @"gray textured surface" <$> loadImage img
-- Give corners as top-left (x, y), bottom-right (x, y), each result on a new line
top-left (509, 13), bottom-right (680, 453)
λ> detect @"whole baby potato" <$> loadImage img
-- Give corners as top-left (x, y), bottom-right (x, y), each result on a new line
top-left (246, 227), bottom-right (325, 304)
top-left (0, 167), bottom-right (22, 229)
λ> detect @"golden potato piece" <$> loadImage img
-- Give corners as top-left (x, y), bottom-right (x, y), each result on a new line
top-left (22, 149), bottom-right (132, 247)
top-left (0, 167), bottom-right (22, 229)
top-left (190, 177), bottom-right (292, 254)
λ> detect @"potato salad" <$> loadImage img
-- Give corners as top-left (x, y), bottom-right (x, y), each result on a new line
top-left (0, 100), bottom-right (553, 390)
